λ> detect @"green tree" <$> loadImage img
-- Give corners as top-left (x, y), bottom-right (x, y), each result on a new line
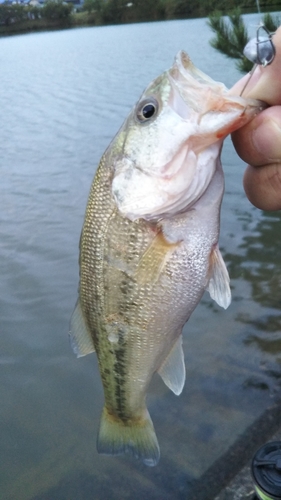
top-left (83, 0), bottom-right (102, 15)
top-left (42, 0), bottom-right (73, 23)
top-left (101, 0), bottom-right (124, 24)
top-left (27, 5), bottom-right (41, 20)
top-left (133, 0), bottom-right (165, 22)
top-left (163, 0), bottom-right (198, 19)
top-left (0, 3), bottom-right (27, 26)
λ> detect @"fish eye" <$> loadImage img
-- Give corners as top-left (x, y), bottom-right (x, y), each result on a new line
top-left (136, 98), bottom-right (159, 123)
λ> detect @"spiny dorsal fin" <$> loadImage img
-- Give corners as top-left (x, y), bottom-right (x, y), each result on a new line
top-left (69, 300), bottom-right (95, 357)
top-left (207, 245), bottom-right (231, 309)
top-left (135, 231), bottom-right (180, 284)
top-left (158, 335), bottom-right (186, 396)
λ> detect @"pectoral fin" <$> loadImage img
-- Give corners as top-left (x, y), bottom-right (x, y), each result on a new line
top-left (207, 245), bottom-right (231, 309)
top-left (158, 336), bottom-right (186, 396)
top-left (69, 299), bottom-right (95, 357)
top-left (135, 231), bottom-right (180, 284)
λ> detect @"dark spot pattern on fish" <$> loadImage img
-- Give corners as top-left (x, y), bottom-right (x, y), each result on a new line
top-left (112, 330), bottom-right (129, 420)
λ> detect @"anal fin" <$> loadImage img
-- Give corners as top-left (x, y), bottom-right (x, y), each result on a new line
top-left (158, 336), bottom-right (186, 396)
top-left (69, 299), bottom-right (95, 357)
top-left (207, 245), bottom-right (231, 309)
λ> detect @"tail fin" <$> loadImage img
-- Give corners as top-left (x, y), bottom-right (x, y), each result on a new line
top-left (97, 407), bottom-right (160, 467)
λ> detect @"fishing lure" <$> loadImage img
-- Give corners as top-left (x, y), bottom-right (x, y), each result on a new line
top-left (244, 24), bottom-right (276, 66)
top-left (241, 24), bottom-right (276, 96)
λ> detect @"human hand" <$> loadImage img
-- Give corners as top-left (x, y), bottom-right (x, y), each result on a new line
top-left (230, 26), bottom-right (281, 210)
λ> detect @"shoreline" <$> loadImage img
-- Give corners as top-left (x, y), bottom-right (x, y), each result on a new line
top-left (0, 7), bottom-right (279, 38)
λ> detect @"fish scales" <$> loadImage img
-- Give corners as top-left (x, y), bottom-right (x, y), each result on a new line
top-left (82, 174), bottom-right (208, 421)
top-left (70, 51), bottom-right (264, 466)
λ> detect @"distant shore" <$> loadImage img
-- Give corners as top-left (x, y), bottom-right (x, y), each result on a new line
top-left (0, 5), bottom-right (280, 38)
top-left (0, 11), bottom-right (96, 37)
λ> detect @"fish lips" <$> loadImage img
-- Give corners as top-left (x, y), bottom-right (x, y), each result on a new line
top-left (169, 50), bottom-right (266, 136)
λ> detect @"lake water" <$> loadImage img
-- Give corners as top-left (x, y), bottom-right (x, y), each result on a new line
top-left (1, 15), bottom-right (281, 500)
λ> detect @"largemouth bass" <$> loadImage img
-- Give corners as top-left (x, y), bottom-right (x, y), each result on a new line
top-left (70, 52), bottom-right (263, 466)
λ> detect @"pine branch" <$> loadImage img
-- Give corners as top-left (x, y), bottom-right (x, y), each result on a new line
top-left (208, 9), bottom-right (252, 71)
top-left (208, 10), bottom-right (280, 73)
top-left (262, 12), bottom-right (280, 33)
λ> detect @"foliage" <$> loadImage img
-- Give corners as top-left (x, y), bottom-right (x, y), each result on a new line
top-left (1, 0), bottom-right (281, 37)
top-left (0, 0), bottom-right (72, 29)
top-left (28, 5), bottom-right (41, 20)
top-left (41, 0), bottom-right (73, 23)
top-left (208, 9), bottom-right (251, 72)
top-left (208, 9), bottom-right (280, 72)
top-left (0, 3), bottom-right (27, 26)
top-left (262, 11), bottom-right (280, 32)
top-left (82, 0), bottom-right (102, 15)
top-left (81, 0), bottom-right (168, 25)
top-left (80, 0), bottom-right (281, 26)
top-left (165, 0), bottom-right (198, 18)
top-left (162, 0), bottom-right (244, 20)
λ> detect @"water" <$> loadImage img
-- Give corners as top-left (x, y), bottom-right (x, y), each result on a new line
top-left (1, 16), bottom-right (281, 500)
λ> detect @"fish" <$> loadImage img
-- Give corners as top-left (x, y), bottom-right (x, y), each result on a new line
top-left (70, 51), bottom-right (264, 467)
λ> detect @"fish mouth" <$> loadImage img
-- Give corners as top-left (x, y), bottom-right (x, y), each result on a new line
top-left (168, 51), bottom-right (228, 117)
top-left (168, 50), bottom-right (266, 133)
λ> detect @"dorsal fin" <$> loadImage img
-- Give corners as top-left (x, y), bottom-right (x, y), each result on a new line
top-left (207, 245), bottom-right (231, 309)
top-left (157, 336), bottom-right (185, 396)
top-left (69, 300), bottom-right (95, 357)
